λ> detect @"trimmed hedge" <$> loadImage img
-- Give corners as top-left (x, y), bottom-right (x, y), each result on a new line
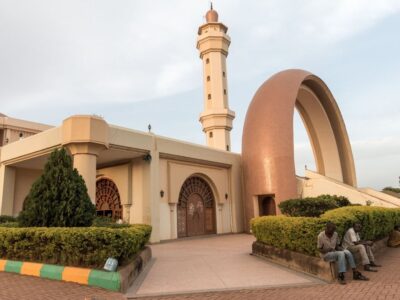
top-left (251, 206), bottom-right (400, 256)
top-left (0, 216), bottom-right (17, 224)
top-left (0, 224), bottom-right (152, 268)
top-left (278, 195), bottom-right (351, 217)
top-left (92, 216), bottom-right (130, 228)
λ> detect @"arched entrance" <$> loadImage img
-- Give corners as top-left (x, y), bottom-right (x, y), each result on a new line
top-left (177, 176), bottom-right (216, 238)
top-left (95, 178), bottom-right (122, 220)
top-left (242, 69), bottom-right (357, 229)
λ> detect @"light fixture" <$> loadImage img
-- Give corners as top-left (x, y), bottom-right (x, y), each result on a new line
top-left (143, 154), bottom-right (152, 162)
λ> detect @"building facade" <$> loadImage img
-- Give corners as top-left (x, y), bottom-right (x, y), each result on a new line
top-left (0, 7), bottom-right (399, 242)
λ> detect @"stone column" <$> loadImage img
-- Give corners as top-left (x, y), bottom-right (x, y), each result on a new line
top-left (0, 164), bottom-right (16, 216)
top-left (68, 143), bottom-right (106, 203)
top-left (62, 115), bottom-right (109, 204)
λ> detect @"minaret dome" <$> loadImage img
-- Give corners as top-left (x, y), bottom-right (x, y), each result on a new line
top-left (205, 4), bottom-right (218, 23)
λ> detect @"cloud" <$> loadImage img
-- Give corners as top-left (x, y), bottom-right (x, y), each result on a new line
top-left (1, 0), bottom-right (400, 112)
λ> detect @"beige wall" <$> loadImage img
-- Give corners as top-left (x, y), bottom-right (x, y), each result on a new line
top-left (0, 115), bottom-right (52, 146)
top-left (13, 168), bottom-right (42, 215)
top-left (300, 170), bottom-right (400, 208)
top-left (159, 158), bottom-right (234, 240)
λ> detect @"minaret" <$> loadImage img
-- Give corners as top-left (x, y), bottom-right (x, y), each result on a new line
top-left (197, 4), bottom-right (235, 151)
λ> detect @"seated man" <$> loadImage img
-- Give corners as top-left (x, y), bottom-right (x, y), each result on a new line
top-left (317, 222), bottom-right (368, 284)
top-left (342, 222), bottom-right (381, 271)
top-left (388, 225), bottom-right (400, 248)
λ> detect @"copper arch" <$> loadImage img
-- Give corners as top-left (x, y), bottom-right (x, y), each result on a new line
top-left (242, 69), bottom-right (357, 229)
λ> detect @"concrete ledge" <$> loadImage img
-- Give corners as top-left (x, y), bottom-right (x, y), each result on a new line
top-left (119, 246), bottom-right (152, 293)
top-left (0, 246), bottom-right (152, 292)
top-left (252, 241), bottom-right (335, 282)
top-left (252, 237), bottom-right (389, 282)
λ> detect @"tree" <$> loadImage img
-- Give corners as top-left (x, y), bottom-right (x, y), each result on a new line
top-left (18, 148), bottom-right (96, 227)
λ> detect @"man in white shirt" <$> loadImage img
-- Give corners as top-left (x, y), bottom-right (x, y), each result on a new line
top-left (318, 222), bottom-right (368, 284)
top-left (342, 222), bottom-right (381, 272)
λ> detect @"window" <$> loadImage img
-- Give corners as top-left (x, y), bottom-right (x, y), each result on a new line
top-left (206, 58), bottom-right (210, 64)
top-left (223, 71), bottom-right (225, 77)
top-left (207, 76), bottom-right (210, 81)
top-left (208, 94), bottom-right (211, 100)
top-left (209, 132), bottom-right (213, 138)
top-left (226, 145), bottom-right (230, 151)
top-left (224, 89), bottom-right (227, 95)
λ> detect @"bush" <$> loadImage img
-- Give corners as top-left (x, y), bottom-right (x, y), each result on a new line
top-left (92, 216), bottom-right (130, 228)
top-left (251, 206), bottom-right (400, 256)
top-left (278, 195), bottom-right (351, 217)
top-left (0, 222), bottom-right (19, 228)
top-left (0, 216), bottom-right (17, 224)
top-left (383, 187), bottom-right (400, 194)
top-left (0, 224), bottom-right (152, 268)
top-left (18, 148), bottom-right (96, 227)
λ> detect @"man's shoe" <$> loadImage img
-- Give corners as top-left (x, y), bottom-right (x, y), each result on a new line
top-left (338, 272), bottom-right (346, 285)
top-left (369, 262), bottom-right (381, 267)
top-left (364, 265), bottom-right (378, 272)
top-left (354, 271), bottom-right (369, 281)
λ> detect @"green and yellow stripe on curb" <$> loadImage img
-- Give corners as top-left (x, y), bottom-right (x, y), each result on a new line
top-left (0, 259), bottom-right (120, 291)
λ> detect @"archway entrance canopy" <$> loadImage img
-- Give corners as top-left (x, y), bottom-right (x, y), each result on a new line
top-left (242, 69), bottom-right (357, 228)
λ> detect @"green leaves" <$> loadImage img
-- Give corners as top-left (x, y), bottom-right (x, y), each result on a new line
top-left (251, 206), bottom-right (400, 256)
top-left (278, 195), bottom-right (351, 217)
top-left (0, 225), bottom-right (152, 268)
top-left (18, 148), bottom-right (96, 227)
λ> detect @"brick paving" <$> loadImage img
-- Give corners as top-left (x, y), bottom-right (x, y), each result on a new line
top-left (0, 272), bottom-right (126, 300)
top-left (0, 247), bottom-right (398, 300)
top-left (134, 247), bottom-right (400, 300)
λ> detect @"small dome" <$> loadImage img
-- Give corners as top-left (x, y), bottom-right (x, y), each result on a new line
top-left (206, 5), bottom-right (218, 23)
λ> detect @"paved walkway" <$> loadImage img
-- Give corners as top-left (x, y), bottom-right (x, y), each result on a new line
top-left (0, 234), bottom-right (398, 300)
top-left (131, 245), bottom-right (400, 300)
top-left (126, 234), bottom-right (321, 298)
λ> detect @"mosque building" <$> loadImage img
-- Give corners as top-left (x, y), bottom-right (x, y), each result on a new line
top-left (0, 6), bottom-right (399, 242)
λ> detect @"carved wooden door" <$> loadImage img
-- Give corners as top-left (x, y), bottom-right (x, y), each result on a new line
top-left (177, 176), bottom-right (216, 238)
top-left (187, 193), bottom-right (205, 236)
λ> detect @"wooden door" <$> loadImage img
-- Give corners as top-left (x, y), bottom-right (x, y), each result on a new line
top-left (177, 176), bottom-right (216, 238)
top-left (187, 193), bottom-right (205, 236)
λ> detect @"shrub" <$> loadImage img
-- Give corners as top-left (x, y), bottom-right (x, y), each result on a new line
top-left (92, 216), bottom-right (130, 228)
top-left (251, 206), bottom-right (400, 256)
top-left (383, 187), bottom-right (400, 194)
top-left (0, 224), bottom-right (152, 268)
top-left (0, 216), bottom-right (17, 224)
top-left (278, 195), bottom-right (351, 217)
top-left (18, 148), bottom-right (96, 227)
top-left (0, 222), bottom-right (19, 228)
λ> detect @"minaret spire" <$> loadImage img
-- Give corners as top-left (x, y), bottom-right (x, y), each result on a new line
top-left (197, 6), bottom-right (235, 151)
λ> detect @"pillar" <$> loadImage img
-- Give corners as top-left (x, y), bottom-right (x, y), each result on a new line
top-left (0, 164), bottom-right (16, 216)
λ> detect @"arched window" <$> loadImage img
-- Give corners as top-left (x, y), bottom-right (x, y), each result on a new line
top-left (96, 178), bottom-right (122, 220)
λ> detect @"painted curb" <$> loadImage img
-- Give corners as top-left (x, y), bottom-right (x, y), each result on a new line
top-left (0, 259), bottom-right (120, 291)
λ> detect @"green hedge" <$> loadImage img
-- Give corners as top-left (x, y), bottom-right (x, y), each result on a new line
top-left (278, 195), bottom-right (351, 217)
top-left (0, 224), bottom-right (152, 268)
top-left (0, 216), bottom-right (17, 224)
top-left (251, 206), bottom-right (400, 256)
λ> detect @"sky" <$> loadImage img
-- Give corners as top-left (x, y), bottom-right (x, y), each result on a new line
top-left (1, 0), bottom-right (399, 190)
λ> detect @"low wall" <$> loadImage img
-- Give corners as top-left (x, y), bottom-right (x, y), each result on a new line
top-left (252, 237), bottom-right (388, 282)
top-left (0, 246), bottom-right (152, 292)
